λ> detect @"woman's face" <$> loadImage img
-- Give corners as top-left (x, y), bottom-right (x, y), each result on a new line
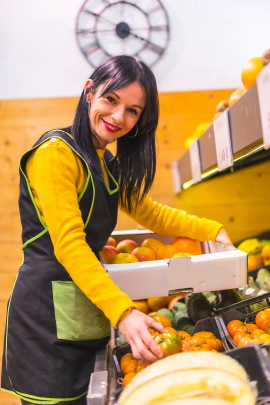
top-left (85, 79), bottom-right (146, 149)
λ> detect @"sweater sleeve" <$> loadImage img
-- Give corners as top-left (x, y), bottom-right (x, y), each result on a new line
top-left (26, 138), bottom-right (136, 328)
top-left (121, 195), bottom-right (223, 241)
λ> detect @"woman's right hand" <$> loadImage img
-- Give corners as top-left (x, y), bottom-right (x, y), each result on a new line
top-left (118, 309), bottom-right (165, 364)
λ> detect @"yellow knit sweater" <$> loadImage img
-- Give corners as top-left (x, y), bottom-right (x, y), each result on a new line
top-left (25, 138), bottom-right (223, 328)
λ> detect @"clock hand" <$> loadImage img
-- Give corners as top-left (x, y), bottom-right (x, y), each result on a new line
top-left (120, 29), bottom-right (148, 42)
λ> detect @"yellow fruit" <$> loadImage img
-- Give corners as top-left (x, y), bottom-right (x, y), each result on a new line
top-left (147, 297), bottom-right (171, 311)
top-left (141, 238), bottom-right (164, 259)
top-left (133, 299), bottom-right (149, 314)
top-left (215, 100), bottom-right (229, 113)
top-left (172, 252), bottom-right (193, 258)
top-left (112, 253), bottom-right (139, 264)
top-left (238, 238), bottom-right (264, 255)
top-left (228, 88), bottom-right (246, 107)
top-left (184, 123), bottom-right (211, 149)
top-left (241, 56), bottom-right (263, 90)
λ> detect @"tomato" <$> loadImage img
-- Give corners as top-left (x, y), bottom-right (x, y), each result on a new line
top-left (237, 335), bottom-right (253, 347)
top-left (245, 323), bottom-right (258, 333)
top-left (255, 309), bottom-right (270, 331)
top-left (122, 372), bottom-right (136, 386)
top-left (193, 331), bottom-right (215, 339)
top-left (233, 331), bottom-right (247, 345)
top-left (151, 314), bottom-right (172, 328)
top-left (120, 353), bottom-right (136, 374)
top-left (227, 320), bottom-right (245, 337)
top-left (136, 360), bottom-right (148, 373)
top-left (153, 331), bottom-right (182, 357)
top-left (177, 330), bottom-right (192, 340)
top-left (204, 338), bottom-right (223, 352)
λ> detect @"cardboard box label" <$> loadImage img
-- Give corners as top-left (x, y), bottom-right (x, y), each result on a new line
top-left (213, 109), bottom-right (234, 171)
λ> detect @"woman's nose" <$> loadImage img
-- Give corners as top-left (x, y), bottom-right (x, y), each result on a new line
top-left (112, 108), bottom-right (125, 123)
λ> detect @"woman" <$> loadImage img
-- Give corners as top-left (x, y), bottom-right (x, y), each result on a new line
top-left (1, 55), bottom-right (232, 405)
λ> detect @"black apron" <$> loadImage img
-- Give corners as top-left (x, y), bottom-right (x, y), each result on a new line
top-left (1, 130), bottom-right (119, 404)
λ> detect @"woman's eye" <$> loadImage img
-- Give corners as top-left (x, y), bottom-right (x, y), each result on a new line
top-left (128, 108), bottom-right (138, 115)
top-left (107, 96), bottom-right (116, 104)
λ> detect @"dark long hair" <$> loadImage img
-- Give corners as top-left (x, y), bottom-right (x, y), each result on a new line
top-left (71, 55), bottom-right (159, 213)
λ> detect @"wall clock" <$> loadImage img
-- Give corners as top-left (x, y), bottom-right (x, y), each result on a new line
top-left (75, 0), bottom-right (170, 68)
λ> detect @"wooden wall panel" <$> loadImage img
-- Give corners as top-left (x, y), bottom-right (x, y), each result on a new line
top-left (1, 88), bottom-right (269, 404)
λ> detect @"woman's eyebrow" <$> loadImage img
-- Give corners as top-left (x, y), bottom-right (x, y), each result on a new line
top-left (111, 91), bottom-right (143, 110)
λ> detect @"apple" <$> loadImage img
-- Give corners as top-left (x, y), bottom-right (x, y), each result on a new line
top-left (106, 236), bottom-right (117, 247)
top-left (112, 253), bottom-right (139, 264)
top-left (131, 246), bottom-right (156, 262)
top-left (116, 239), bottom-right (138, 254)
top-left (99, 245), bottom-right (118, 264)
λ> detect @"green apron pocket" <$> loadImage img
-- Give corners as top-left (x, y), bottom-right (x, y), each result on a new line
top-left (52, 281), bottom-right (111, 341)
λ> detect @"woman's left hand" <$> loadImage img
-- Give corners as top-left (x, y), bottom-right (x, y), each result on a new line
top-left (215, 227), bottom-right (234, 247)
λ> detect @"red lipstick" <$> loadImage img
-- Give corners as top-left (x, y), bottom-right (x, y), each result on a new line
top-left (102, 119), bottom-right (121, 133)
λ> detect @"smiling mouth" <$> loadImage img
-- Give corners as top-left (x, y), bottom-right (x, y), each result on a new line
top-left (102, 119), bottom-right (121, 132)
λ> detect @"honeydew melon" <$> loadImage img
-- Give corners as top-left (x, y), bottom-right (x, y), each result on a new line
top-left (118, 351), bottom-right (255, 405)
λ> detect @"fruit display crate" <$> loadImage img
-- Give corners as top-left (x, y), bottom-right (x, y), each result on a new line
top-left (213, 292), bottom-right (270, 349)
top-left (111, 342), bottom-right (270, 405)
top-left (193, 291), bottom-right (270, 350)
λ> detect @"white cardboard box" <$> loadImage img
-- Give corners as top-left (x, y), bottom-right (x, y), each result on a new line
top-left (104, 230), bottom-right (248, 300)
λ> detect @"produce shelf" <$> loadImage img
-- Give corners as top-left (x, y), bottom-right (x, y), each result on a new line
top-left (173, 81), bottom-right (270, 190)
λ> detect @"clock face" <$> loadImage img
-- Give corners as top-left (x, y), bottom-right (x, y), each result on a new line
top-left (75, 0), bottom-right (170, 68)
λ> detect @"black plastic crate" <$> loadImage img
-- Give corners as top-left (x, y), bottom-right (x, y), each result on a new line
top-left (226, 345), bottom-right (270, 397)
top-left (211, 292), bottom-right (270, 351)
top-left (112, 342), bottom-right (132, 381)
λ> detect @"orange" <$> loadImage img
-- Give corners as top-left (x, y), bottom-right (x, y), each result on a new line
top-left (261, 243), bottom-right (270, 261)
top-left (241, 57), bottom-right (263, 90)
top-left (141, 238), bottom-right (164, 259)
top-left (147, 296), bottom-right (171, 311)
top-left (133, 299), bottom-right (149, 314)
top-left (158, 244), bottom-right (177, 259)
top-left (167, 294), bottom-right (187, 309)
top-left (172, 237), bottom-right (202, 255)
top-left (228, 88), bottom-right (246, 107)
top-left (122, 372), bottom-right (136, 386)
top-left (247, 254), bottom-right (264, 271)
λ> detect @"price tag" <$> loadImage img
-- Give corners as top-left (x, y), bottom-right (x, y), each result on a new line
top-left (189, 139), bottom-right (202, 183)
top-left (257, 63), bottom-right (270, 150)
top-left (171, 160), bottom-right (181, 193)
top-left (213, 109), bottom-right (234, 171)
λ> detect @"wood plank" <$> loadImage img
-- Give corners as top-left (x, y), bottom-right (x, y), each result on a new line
top-left (0, 243), bottom-right (22, 273)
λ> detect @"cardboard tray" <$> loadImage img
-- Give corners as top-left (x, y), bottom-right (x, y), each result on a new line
top-left (228, 83), bottom-right (263, 155)
top-left (105, 230), bottom-right (248, 300)
top-left (111, 343), bottom-right (270, 404)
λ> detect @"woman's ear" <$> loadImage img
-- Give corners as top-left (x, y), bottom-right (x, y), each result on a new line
top-left (84, 79), bottom-right (94, 103)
